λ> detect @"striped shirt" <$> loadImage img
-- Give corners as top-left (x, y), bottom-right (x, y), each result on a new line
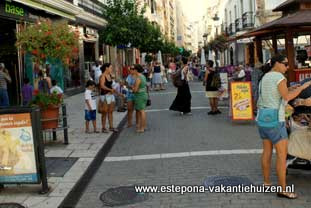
top-left (257, 71), bottom-right (286, 122)
top-left (0, 71), bottom-right (8, 89)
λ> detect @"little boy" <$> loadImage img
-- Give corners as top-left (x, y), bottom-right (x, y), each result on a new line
top-left (22, 77), bottom-right (33, 106)
top-left (50, 80), bottom-right (63, 95)
top-left (85, 80), bottom-right (98, 133)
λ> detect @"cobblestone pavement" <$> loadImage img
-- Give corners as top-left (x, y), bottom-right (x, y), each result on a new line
top-left (76, 81), bottom-right (311, 208)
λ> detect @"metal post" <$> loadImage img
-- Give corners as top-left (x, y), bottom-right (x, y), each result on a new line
top-left (52, 130), bottom-right (57, 141)
top-left (62, 104), bottom-right (69, 145)
top-left (33, 108), bottom-right (49, 194)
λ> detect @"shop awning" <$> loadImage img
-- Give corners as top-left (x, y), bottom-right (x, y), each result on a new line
top-left (13, 0), bottom-right (82, 21)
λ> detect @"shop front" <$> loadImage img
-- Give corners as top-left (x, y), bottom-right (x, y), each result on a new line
top-left (0, 0), bottom-right (80, 105)
top-left (234, 0), bottom-right (311, 83)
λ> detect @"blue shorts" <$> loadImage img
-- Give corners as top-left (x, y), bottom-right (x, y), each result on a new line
top-left (85, 110), bottom-right (96, 121)
top-left (258, 122), bottom-right (288, 144)
top-left (127, 92), bottom-right (134, 102)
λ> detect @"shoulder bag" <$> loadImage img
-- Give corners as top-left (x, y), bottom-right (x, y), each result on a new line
top-left (256, 81), bottom-right (281, 128)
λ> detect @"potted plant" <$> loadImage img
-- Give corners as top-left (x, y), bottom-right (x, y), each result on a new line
top-left (16, 20), bottom-right (78, 129)
top-left (31, 91), bottom-right (63, 129)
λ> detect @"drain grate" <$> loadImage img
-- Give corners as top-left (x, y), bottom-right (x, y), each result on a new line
top-left (0, 203), bottom-right (26, 208)
top-left (204, 176), bottom-right (252, 189)
top-left (100, 186), bottom-right (149, 207)
top-left (45, 157), bottom-right (78, 177)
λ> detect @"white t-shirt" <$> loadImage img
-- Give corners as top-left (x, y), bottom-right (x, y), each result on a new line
top-left (238, 70), bottom-right (246, 78)
top-left (94, 66), bottom-right (102, 84)
top-left (50, 86), bottom-right (63, 94)
top-left (85, 89), bottom-right (96, 110)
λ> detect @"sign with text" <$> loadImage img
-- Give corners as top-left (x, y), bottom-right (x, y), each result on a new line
top-left (230, 82), bottom-right (254, 120)
top-left (0, 113), bottom-right (39, 183)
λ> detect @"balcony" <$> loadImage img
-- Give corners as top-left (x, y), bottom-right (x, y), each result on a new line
top-left (235, 18), bottom-right (243, 32)
top-left (228, 23), bottom-right (235, 36)
top-left (242, 12), bottom-right (254, 29)
top-left (78, 0), bottom-right (104, 17)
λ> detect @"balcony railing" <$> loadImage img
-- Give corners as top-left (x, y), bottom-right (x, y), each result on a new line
top-left (235, 18), bottom-right (242, 32)
top-left (228, 23), bottom-right (235, 36)
top-left (242, 12), bottom-right (254, 29)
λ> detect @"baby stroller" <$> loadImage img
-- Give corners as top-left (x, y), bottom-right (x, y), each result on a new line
top-left (286, 94), bottom-right (311, 172)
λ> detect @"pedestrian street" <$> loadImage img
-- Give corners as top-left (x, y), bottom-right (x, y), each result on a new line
top-left (74, 81), bottom-right (311, 208)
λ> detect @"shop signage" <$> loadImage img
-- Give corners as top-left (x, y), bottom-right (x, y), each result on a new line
top-left (0, 1), bottom-right (27, 19)
top-left (0, 113), bottom-right (39, 183)
top-left (5, 1), bottom-right (24, 17)
top-left (230, 82), bottom-right (254, 120)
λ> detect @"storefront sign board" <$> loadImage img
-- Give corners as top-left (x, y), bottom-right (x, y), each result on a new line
top-left (230, 82), bottom-right (254, 120)
top-left (0, 113), bottom-right (39, 183)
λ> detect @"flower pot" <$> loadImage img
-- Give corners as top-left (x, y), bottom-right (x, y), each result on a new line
top-left (41, 105), bottom-right (59, 129)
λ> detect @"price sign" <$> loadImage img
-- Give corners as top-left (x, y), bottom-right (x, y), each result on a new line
top-left (230, 82), bottom-right (254, 120)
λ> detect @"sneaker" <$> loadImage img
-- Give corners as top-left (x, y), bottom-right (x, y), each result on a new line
top-left (180, 112), bottom-right (184, 116)
top-left (184, 112), bottom-right (192, 116)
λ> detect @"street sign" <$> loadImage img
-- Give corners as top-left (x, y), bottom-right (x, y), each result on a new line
top-left (230, 82), bottom-right (254, 120)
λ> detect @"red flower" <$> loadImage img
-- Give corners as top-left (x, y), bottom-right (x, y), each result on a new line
top-left (40, 53), bottom-right (46, 59)
top-left (33, 89), bottom-right (39, 96)
top-left (45, 31), bottom-right (52, 36)
top-left (32, 49), bottom-right (38, 55)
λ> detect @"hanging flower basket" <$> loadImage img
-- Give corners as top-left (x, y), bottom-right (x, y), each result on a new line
top-left (16, 19), bottom-right (79, 66)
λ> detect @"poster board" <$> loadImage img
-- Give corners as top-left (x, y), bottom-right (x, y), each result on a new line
top-left (219, 72), bottom-right (229, 98)
top-left (0, 112), bottom-right (40, 183)
top-left (230, 82), bottom-right (254, 120)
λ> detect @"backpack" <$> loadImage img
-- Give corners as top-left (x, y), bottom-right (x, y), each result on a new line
top-left (171, 69), bottom-right (183, 87)
top-left (38, 79), bottom-right (50, 94)
top-left (210, 72), bottom-right (221, 89)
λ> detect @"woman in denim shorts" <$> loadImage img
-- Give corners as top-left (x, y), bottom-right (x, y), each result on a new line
top-left (126, 67), bottom-right (136, 127)
top-left (257, 54), bottom-right (311, 199)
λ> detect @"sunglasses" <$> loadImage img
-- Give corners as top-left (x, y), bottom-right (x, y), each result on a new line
top-left (282, 62), bottom-right (288, 67)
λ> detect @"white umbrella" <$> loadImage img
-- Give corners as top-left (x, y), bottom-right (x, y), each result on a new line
top-left (200, 48), bottom-right (206, 65)
top-left (141, 52), bottom-right (146, 65)
top-left (157, 50), bottom-right (163, 65)
top-left (208, 50), bottom-right (214, 61)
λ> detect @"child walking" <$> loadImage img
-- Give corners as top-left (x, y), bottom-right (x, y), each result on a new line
top-left (85, 80), bottom-right (98, 133)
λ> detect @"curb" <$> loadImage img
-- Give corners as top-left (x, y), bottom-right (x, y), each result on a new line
top-left (59, 115), bottom-right (127, 208)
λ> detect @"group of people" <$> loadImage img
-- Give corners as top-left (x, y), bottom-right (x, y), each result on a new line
top-left (85, 63), bottom-right (148, 134)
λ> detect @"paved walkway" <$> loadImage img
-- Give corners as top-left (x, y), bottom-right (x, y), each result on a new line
top-left (0, 93), bottom-right (126, 208)
top-left (75, 81), bottom-right (311, 208)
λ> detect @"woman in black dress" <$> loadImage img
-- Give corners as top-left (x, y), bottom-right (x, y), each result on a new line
top-left (169, 57), bottom-right (192, 115)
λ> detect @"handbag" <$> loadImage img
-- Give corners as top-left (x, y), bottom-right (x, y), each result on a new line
top-left (256, 81), bottom-right (281, 128)
top-left (146, 99), bottom-right (151, 106)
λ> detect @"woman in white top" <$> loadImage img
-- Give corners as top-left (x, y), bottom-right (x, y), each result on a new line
top-left (257, 54), bottom-right (311, 199)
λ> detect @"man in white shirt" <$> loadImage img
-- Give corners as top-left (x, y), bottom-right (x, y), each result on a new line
top-left (50, 80), bottom-right (63, 95)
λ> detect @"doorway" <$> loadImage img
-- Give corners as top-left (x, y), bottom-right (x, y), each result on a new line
top-left (0, 18), bottom-right (20, 105)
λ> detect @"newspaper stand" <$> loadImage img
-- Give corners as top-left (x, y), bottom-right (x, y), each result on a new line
top-left (0, 107), bottom-right (49, 194)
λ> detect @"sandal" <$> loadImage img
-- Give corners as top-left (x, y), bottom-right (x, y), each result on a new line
top-left (94, 130), bottom-right (100, 133)
top-left (136, 129), bottom-right (144, 133)
top-left (277, 192), bottom-right (298, 199)
top-left (102, 128), bottom-right (109, 133)
top-left (109, 128), bottom-right (119, 132)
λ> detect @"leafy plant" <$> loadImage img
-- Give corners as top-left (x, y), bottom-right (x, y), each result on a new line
top-left (16, 20), bottom-right (79, 65)
top-left (30, 91), bottom-right (63, 110)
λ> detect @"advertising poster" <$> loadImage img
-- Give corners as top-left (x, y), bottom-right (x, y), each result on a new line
top-left (219, 73), bottom-right (229, 98)
top-left (0, 113), bottom-right (38, 183)
top-left (230, 82), bottom-right (254, 120)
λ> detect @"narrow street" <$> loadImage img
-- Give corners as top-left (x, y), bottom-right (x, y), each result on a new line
top-left (74, 81), bottom-right (311, 208)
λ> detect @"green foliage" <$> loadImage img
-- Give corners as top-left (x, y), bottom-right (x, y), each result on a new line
top-left (181, 48), bottom-right (191, 58)
top-left (16, 20), bottom-right (79, 65)
top-left (208, 34), bottom-right (228, 52)
top-left (144, 54), bottom-right (153, 63)
top-left (30, 92), bottom-right (63, 110)
top-left (100, 0), bottom-right (179, 56)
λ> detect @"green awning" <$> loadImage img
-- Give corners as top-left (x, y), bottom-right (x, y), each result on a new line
top-left (13, 0), bottom-right (76, 20)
